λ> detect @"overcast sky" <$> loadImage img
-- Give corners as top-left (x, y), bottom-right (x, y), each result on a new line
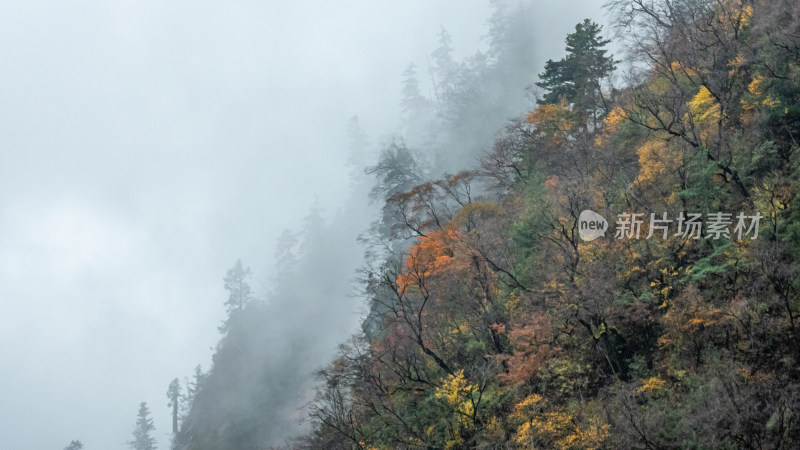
top-left (0, 1), bottom-right (606, 448)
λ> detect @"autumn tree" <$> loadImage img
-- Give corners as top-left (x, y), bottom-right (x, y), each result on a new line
top-left (177, 3), bottom-right (800, 449)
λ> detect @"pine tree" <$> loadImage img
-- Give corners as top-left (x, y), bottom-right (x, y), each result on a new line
top-left (430, 26), bottom-right (457, 101)
top-left (128, 402), bottom-right (156, 450)
top-left (400, 63), bottom-right (428, 116)
top-left (536, 19), bottom-right (615, 130)
top-left (367, 141), bottom-right (423, 238)
top-left (63, 441), bottom-right (83, 450)
top-left (345, 115), bottom-right (370, 178)
top-left (273, 229), bottom-right (300, 277)
top-left (167, 378), bottom-right (181, 435)
top-left (223, 259), bottom-right (252, 314)
top-left (181, 364), bottom-right (205, 420)
top-left (536, 58), bottom-right (575, 105)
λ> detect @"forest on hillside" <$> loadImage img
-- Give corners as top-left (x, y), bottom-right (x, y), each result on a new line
top-left (123, 0), bottom-right (800, 448)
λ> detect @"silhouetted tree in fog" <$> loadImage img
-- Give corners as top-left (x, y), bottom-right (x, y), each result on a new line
top-left (128, 402), bottom-right (156, 450)
top-left (180, 364), bottom-right (204, 421)
top-left (219, 259), bottom-right (253, 333)
top-left (167, 378), bottom-right (181, 435)
top-left (63, 440), bottom-right (83, 450)
top-left (223, 259), bottom-right (252, 313)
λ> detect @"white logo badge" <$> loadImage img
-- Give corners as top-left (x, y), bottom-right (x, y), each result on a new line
top-left (578, 210), bottom-right (608, 241)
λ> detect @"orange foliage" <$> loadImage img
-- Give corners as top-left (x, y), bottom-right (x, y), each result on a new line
top-left (489, 323), bottom-right (507, 334)
top-left (544, 175), bottom-right (559, 190)
top-left (526, 100), bottom-right (576, 145)
top-left (396, 229), bottom-right (460, 291)
top-left (500, 315), bottom-right (558, 385)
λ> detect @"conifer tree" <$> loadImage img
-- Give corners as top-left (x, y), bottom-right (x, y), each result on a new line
top-left (223, 259), bottom-right (252, 313)
top-left (128, 402), bottom-right (156, 450)
top-left (536, 19), bottom-right (615, 129)
top-left (166, 378), bottom-right (181, 435)
top-left (63, 441), bottom-right (83, 450)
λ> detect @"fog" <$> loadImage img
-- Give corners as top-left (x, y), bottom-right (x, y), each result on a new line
top-left (0, 1), bottom-right (605, 448)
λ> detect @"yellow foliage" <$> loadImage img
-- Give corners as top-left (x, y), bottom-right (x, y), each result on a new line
top-left (649, 265), bottom-right (681, 302)
top-left (718, 0), bottom-right (753, 27)
top-left (741, 4), bottom-right (754, 26)
top-left (485, 416), bottom-right (505, 441)
top-left (762, 96), bottom-right (781, 109)
top-left (359, 442), bottom-right (391, 450)
top-left (743, 75), bottom-right (782, 111)
top-left (558, 417), bottom-right (610, 450)
top-left (728, 54), bottom-right (746, 74)
top-left (506, 291), bottom-right (522, 318)
top-left (670, 61), bottom-right (698, 77)
top-left (635, 140), bottom-right (671, 186)
top-left (514, 410), bottom-right (573, 449)
top-left (451, 202), bottom-right (503, 228)
top-left (680, 307), bottom-right (722, 330)
top-left (605, 106), bottom-right (626, 130)
top-left (526, 100), bottom-right (576, 145)
top-left (748, 75), bottom-right (766, 96)
top-left (436, 370), bottom-right (472, 405)
top-left (444, 435), bottom-right (463, 450)
top-left (511, 395), bottom-right (608, 449)
top-left (435, 370), bottom-right (476, 428)
top-left (738, 367), bottom-right (776, 383)
top-left (658, 335), bottom-right (673, 348)
top-left (513, 394), bottom-right (544, 414)
top-left (595, 106), bottom-right (627, 146)
top-left (638, 376), bottom-right (668, 393)
top-left (688, 86), bottom-right (721, 123)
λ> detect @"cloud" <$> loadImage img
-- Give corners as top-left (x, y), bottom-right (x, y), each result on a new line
top-left (0, 1), bottom-right (606, 448)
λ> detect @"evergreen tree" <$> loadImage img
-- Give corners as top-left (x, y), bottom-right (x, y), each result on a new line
top-left (128, 402), bottom-right (156, 450)
top-left (273, 229), bottom-right (300, 277)
top-left (345, 115), bottom-right (370, 179)
top-left (536, 58), bottom-right (575, 105)
top-left (218, 259), bottom-right (253, 333)
top-left (166, 378), bottom-right (181, 435)
top-left (63, 440), bottom-right (83, 450)
top-left (400, 63), bottom-right (427, 116)
top-left (366, 141), bottom-right (423, 238)
top-left (430, 26), bottom-right (457, 102)
top-left (181, 364), bottom-right (205, 420)
top-left (222, 259), bottom-right (252, 314)
top-left (536, 18), bottom-right (615, 129)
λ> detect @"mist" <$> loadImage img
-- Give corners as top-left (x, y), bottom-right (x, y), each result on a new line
top-left (0, 1), bottom-right (606, 448)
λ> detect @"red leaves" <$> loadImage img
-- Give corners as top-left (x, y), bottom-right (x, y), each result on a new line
top-left (499, 315), bottom-right (558, 385)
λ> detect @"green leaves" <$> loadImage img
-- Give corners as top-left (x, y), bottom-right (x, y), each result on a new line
top-left (536, 19), bottom-right (616, 130)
